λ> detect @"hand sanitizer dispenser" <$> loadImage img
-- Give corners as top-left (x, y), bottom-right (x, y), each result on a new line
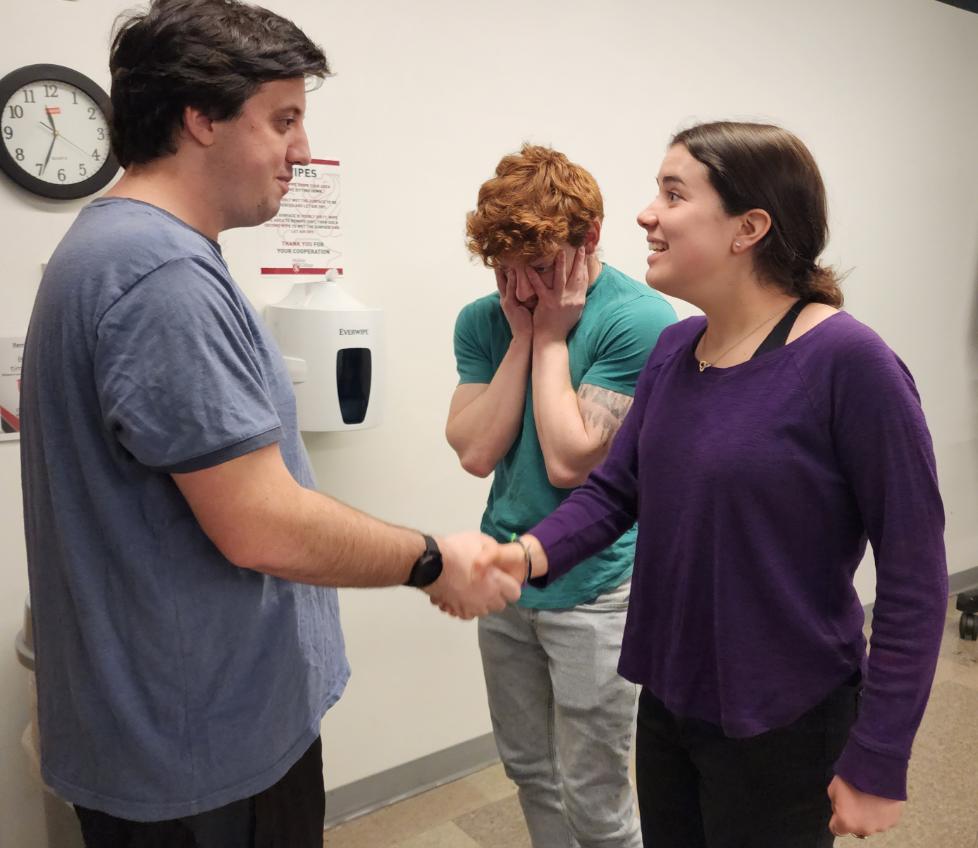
top-left (265, 275), bottom-right (383, 431)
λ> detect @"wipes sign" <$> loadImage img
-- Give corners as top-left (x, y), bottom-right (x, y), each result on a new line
top-left (259, 158), bottom-right (343, 277)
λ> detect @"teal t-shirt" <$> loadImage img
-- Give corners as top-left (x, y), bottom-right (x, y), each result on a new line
top-left (453, 263), bottom-right (676, 609)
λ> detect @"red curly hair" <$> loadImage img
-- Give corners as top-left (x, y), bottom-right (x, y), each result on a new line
top-left (466, 144), bottom-right (603, 267)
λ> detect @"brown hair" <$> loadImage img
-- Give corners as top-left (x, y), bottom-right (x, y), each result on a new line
top-left (110, 0), bottom-right (329, 168)
top-left (671, 122), bottom-right (843, 307)
top-left (466, 144), bottom-right (603, 267)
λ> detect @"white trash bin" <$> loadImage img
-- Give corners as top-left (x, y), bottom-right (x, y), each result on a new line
top-left (15, 597), bottom-right (85, 848)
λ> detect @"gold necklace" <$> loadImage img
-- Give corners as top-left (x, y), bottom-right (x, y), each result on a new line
top-left (697, 304), bottom-right (794, 373)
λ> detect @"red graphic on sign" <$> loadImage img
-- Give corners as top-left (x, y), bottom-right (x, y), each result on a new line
top-left (260, 267), bottom-right (343, 276)
top-left (0, 406), bottom-right (19, 434)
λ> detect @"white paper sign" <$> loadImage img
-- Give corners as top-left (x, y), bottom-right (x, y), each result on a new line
top-left (0, 337), bottom-right (24, 441)
top-left (259, 158), bottom-right (343, 277)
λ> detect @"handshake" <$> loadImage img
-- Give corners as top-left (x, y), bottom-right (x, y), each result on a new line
top-left (424, 532), bottom-right (548, 620)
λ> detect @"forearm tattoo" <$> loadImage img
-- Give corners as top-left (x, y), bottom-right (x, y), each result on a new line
top-left (577, 384), bottom-right (633, 445)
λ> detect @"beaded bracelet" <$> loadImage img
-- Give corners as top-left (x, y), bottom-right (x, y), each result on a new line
top-left (509, 533), bottom-right (533, 585)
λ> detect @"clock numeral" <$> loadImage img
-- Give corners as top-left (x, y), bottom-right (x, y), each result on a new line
top-left (7, 105), bottom-right (24, 120)
top-left (43, 84), bottom-right (59, 98)
top-left (96, 128), bottom-right (106, 140)
top-left (92, 149), bottom-right (102, 162)
top-left (79, 163), bottom-right (88, 177)
top-left (22, 90), bottom-right (36, 104)
top-left (87, 107), bottom-right (97, 120)
top-left (14, 148), bottom-right (24, 162)
top-left (2, 127), bottom-right (11, 140)
top-left (57, 168), bottom-right (66, 183)
top-left (71, 91), bottom-right (78, 105)
top-left (35, 163), bottom-right (44, 177)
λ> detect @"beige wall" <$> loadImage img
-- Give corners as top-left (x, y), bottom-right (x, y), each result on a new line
top-left (1, 0), bottom-right (977, 842)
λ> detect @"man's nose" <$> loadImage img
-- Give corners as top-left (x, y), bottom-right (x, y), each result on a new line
top-left (289, 125), bottom-right (311, 166)
top-left (515, 269), bottom-right (534, 302)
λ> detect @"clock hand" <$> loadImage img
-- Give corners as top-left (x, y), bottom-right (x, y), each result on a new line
top-left (36, 122), bottom-right (103, 162)
top-left (41, 134), bottom-right (57, 176)
top-left (51, 131), bottom-right (94, 158)
top-left (45, 107), bottom-right (57, 133)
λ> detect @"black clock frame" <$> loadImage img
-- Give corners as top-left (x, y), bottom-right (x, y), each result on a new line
top-left (0, 64), bottom-right (120, 200)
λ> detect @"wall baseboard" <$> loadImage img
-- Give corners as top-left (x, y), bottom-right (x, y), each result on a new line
top-left (935, 0), bottom-right (978, 16)
top-left (324, 733), bottom-right (500, 828)
top-left (949, 565), bottom-right (978, 595)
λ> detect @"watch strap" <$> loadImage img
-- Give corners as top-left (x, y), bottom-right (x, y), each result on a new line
top-left (404, 534), bottom-right (443, 588)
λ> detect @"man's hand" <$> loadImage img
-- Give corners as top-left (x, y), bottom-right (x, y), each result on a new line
top-left (528, 246), bottom-right (588, 343)
top-left (828, 775), bottom-right (904, 839)
top-left (474, 534), bottom-right (549, 584)
top-left (496, 267), bottom-right (533, 342)
top-left (425, 532), bottom-right (522, 619)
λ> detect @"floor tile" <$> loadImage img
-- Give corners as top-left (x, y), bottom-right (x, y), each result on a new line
top-left (940, 628), bottom-right (978, 670)
top-left (397, 821), bottom-right (483, 848)
top-left (453, 795), bottom-right (531, 848)
top-left (452, 763), bottom-right (517, 805)
top-left (324, 778), bottom-right (490, 847)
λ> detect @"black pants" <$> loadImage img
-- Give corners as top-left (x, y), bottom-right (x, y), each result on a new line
top-left (74, 737), bottom-right (325, 848)
top-left (635, 675), bottom-right (860, 848)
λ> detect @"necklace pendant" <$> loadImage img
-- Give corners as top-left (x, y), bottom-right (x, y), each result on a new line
top-left (698, 360), bottom-right (710, 372)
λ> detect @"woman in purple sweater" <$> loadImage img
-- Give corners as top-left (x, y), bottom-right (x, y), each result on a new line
top-left (486, 122), bottom-right (948, 846)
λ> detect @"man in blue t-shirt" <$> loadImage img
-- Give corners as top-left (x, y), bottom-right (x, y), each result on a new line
top-left (447, 145), bottom-right (676, 847)
top-left (20, 2), bottom-right (520, 845)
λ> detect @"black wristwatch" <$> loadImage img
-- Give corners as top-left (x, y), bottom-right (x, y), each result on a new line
top-left (404, 534), bottom-right (443, 588)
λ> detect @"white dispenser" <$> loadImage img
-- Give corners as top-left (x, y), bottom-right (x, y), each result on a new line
top-left (264, 276), bottom-right (383, 431)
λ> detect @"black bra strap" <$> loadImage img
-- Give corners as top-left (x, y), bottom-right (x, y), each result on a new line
top-left (752, 300), bottom-right (805, 359)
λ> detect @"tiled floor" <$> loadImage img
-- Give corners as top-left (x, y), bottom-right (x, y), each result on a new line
top-left (324, 597), bottom-right (978, 847)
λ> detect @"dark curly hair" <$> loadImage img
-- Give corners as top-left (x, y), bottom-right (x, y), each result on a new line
top-left (109, 0), bottom-right (329, 167)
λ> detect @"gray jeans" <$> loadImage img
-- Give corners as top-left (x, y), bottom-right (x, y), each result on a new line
top-left (478, 580), bottom-right (642, 848)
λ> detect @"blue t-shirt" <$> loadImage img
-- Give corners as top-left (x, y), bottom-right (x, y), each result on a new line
top-left (20, 198), bottom-right (349, 821)
top-left (454, 264), bottom-right (676, 609)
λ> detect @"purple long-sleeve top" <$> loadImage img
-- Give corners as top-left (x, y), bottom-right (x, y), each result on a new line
top-left (530, 313), bottom-right (947, 800)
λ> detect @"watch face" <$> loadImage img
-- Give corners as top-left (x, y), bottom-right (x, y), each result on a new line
top-left (414, 556), bottom-right (444, 588)
top-left (407, 536), bottom-right (444, 588)
top-left (0, 65), bottom-right (119, 200)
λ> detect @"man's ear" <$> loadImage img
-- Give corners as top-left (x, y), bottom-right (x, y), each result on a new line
top-left (583, 219), bottom-right (602, 255)
top-left (181, 105), bottom-right (217, 148)
top-left (733, 209), bottom-right (772, 253)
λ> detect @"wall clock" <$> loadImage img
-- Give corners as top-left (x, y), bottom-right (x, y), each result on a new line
top-left (0, 64), bottom-right (119, 200)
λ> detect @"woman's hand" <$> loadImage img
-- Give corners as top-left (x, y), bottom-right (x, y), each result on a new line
top-left (827, 775), bottom-right (904, 839)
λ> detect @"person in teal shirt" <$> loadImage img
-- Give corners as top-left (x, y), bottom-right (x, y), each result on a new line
top-left (447, 144), bottom-right (676, 847)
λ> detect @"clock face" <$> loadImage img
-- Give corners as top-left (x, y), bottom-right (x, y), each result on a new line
top-left (0, 65), bottom-right (119, 200)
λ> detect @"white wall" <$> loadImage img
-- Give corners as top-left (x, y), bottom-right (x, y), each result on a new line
top-left (1, 0), bottom-right (976, 840)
